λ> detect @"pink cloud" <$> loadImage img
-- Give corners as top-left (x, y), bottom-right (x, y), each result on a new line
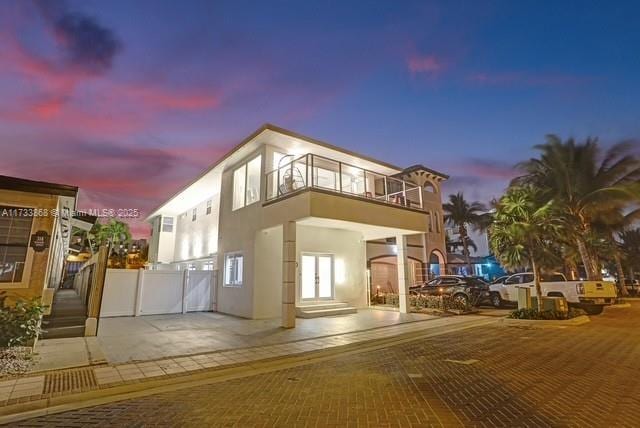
top-left (407, 54), bottom-right (445, 75)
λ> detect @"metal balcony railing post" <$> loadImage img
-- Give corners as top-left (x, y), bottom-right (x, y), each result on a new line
top-left (310, 154), bottom-right (314, 187)
top-left (419, 186), bottom-right (423, 209)
top-left (338, 162), bottom-right (343, 192)
top-left (384, 176), bottom-right (388, 201)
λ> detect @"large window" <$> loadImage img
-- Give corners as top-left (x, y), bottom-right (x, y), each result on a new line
top-left (232, 155), bottom-right (262, 211)
top-left (0, 206), bottom-right (34, 283)
top-left (224, 252), bottom-right (243, 286)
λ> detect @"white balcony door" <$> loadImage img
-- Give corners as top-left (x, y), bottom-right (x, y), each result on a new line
top-left (300, 254), bottom-right (334, 300)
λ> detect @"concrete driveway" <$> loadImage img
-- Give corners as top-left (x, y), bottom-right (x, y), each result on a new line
top-left (96, 309), bottom-right (437, 363)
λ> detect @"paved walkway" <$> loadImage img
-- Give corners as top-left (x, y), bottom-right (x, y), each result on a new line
top-left (11, 302), bottom-right (639, 427)
top-left (1, 313), bottom-right (495, 416)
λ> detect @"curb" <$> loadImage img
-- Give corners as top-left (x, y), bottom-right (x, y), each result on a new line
top-left (0, 318), bottom-right (498, 425)
top-left (500, 315), bottom-right (590, 328)
top-left (606, 303), bottom-right (632, 309)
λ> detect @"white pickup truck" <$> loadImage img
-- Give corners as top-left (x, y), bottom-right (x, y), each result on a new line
top-left (489, 272), bottom-right (617, 314)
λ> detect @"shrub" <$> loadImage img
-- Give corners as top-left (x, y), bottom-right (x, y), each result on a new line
top-left (410, 294), bottom-right (471, 313)
top-left (370, 292), bottom-right (399, 306)
top-left (0, 292), bottom-right (47, 347)
top-left (508, 307), bottom-right (587, 320)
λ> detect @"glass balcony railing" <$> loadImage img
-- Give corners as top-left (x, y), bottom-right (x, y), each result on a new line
top-left (265, 154), bottom-right (424, 210)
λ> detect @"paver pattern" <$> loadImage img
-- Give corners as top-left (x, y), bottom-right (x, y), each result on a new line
top-left (12, 303), bottom-right (640, 427)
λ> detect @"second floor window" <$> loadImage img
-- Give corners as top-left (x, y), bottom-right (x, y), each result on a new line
top-left (192, 208), bottom-right (197, 221)
top-left (161, 216), bottom-right (174, 232)
top-left (206, 200), bottom-right (212, 215)
top-left (232, 155), bottom-right (262, 211)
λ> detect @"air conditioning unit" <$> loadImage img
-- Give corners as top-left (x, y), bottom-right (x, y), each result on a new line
top-left (540, 296), bottom-right (568, 312)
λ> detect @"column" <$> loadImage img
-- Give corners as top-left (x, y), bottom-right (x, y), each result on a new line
top-left (282, 221), bottom-right (297, 328)
top-left (420, 233), bottom-right (429, 281)
top-left (396, 234), bottom-right (411, 313)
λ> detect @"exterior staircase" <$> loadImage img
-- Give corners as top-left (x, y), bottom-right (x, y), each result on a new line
top-left (41, 289), bottom-right (87, 339)
top-left (296, 302), bottom-right (357, 318)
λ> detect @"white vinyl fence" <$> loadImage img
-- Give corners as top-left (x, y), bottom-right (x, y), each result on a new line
top-left (100, 269), bottom-right (216, 317)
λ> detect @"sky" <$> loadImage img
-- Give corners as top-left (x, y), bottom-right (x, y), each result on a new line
top-left (0, 0), bottom-right (639, 238)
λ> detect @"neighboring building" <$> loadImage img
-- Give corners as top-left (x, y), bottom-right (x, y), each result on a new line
top-left (0, 175), bottom-right (78, 305)
top-left (147, 124), bottom-right (448, 327)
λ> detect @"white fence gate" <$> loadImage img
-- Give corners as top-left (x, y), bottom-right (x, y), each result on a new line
top-left (100, 269), bottom-right (217, 318)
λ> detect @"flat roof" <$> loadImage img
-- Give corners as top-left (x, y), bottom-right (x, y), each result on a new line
top-left (0, 175), bottom-right (78, 197)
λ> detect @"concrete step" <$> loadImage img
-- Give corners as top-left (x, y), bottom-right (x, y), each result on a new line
top-left (43, 316), bottom-right (87, 328)
top-left (296, 304), bottom-right (357, 318)
top-left (42, 325), bottom-right (85, 339)
top-left (296, 302), bottom-right (349, 311)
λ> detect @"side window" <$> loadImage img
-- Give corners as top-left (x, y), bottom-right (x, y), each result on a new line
top-left (504, 275), bottom-right (519, 285)
top-left (206, 200), bottom-right (212, 215)
top-left (224, 252), bottom-right (243, 287)
top-left (192, 208), bottom-right (197, 222)
top-left (161, 216), bottom-right (174, 232)
top-left (523, 274), bottom-right (534, 283)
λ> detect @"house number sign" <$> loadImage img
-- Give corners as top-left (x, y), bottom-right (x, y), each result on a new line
top-left (30, 230), bottom-right (50, 252)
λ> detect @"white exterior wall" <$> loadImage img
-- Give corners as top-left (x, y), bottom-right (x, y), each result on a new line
top-left (296, 225), bottom-right (367, 308)
top-left (173, 193), bottom-right (220, 262)
top-left (253, 225), bottom-right (283, 319)
top-left (215, 146), bottom-right (266, 319)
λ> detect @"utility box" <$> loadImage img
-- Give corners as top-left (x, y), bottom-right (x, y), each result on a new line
top-left (516, 286), bottom-right (532, 309)
top-left (541, 296), bottom-right (568, 313)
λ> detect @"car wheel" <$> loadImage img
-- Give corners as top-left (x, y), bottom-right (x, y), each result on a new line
top-left (490, 292), bottom-right (502, 308)
top-left (582, 305), bottom-right (604, 315)
top-left (452, 293), bottom-right (469, 307)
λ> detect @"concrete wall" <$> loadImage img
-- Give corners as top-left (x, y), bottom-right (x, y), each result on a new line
top-left (296, 225), bottom-right (367, 308)
top-left (173, 193), bottom-right (220, 262)
top-left (252, 225), bottom-right (283, 319)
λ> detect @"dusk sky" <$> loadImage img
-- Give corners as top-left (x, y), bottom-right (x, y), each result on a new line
top-left (1, 0), bottom-right (638, 237)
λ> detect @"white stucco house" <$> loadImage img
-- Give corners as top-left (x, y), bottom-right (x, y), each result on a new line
top-left (146, 124), bottom-right (448, 327)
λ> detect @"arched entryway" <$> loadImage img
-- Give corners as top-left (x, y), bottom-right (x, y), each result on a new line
top-left (428, 250), bottom-right (446, 278)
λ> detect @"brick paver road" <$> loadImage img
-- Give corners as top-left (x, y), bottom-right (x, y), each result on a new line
top-left (15, 302), bottom-right (640, 427)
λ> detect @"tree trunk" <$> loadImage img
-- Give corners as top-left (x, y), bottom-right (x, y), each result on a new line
top-left (531, 257), bottom-right (543, 311)
top-left (459, 225), bottom-right (473, 275)
top-left (614, 252), bottom-right (629, 297)
top-left (576, 236), bottom-right (597, 280)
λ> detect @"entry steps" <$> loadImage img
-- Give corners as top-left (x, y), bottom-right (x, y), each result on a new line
top-left (296, 302), bottom-right (357, 318)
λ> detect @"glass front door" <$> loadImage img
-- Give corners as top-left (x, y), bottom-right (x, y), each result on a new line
top-left (301, 254), bottom-right (334, 300)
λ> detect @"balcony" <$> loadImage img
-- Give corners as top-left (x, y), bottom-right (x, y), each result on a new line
top-left (265, 154), bottom-right (423, 210)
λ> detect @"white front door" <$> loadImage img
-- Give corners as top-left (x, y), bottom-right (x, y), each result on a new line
top-left (301, 254), bottom-right (334, 300)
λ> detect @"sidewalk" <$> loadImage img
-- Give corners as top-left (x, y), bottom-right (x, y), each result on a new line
top-left (0, 314), bottom-right (499, 421)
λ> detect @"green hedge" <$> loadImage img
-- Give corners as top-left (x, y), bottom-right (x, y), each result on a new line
top-left (0, 293), bottom-right (46, 347)
top-left (508, 307), bottom-right (587, 320)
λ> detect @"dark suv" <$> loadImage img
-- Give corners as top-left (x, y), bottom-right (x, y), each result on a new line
top-left (411, 275), bottom-right (492, 306)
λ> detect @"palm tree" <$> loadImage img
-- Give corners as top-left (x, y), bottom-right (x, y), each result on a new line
top-left (514, 136), bottom-right (640, 280)
top-left (620, 228), bottom-right (640, 281)
top-left (443, 192), bottom-right (488, 274)
top-left (97, 219), bottom-right (132, 248)
top-left (490, 185), bottom-right (562, 311)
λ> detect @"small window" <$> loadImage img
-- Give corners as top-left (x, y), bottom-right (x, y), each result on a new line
top-left (0, 205), bottom-right (34, 283)
top-left (192, 208), bottom-right (197, 222)
top-left (161, 217), bottom-right (174, 232)
top-left (224, 252), bottom-right (243, 286)
top-left (206, 200), bottom-right (212, 215)
top-left (232, 165), bottom-right (246, 211)
top-left (427, 212), bottom-right (433, 232)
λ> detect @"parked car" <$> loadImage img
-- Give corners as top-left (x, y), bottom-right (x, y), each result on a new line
top-left (413, 275), bottom-right (492, 307)
top-left (490, 275), bottom-right (510, 285)
top-left (489, 272), bottom-right (617, 314)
